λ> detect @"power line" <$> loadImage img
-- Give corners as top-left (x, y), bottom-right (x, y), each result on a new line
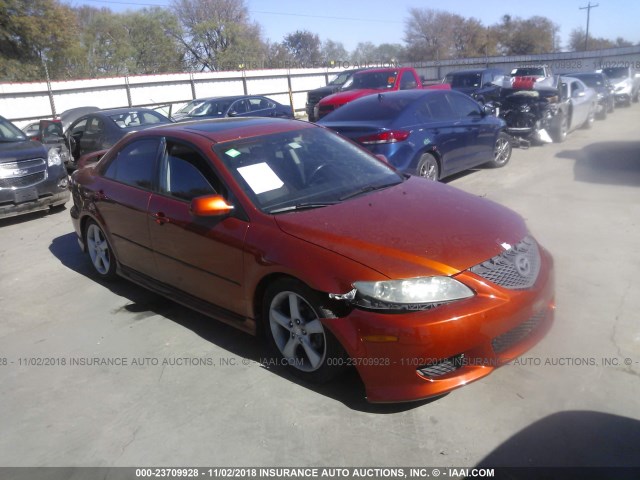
top-left (67, 1), bottom-right (404, 24)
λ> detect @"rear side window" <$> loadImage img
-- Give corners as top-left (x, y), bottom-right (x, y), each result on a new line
top-left (399, 71), bottom-right (419, 90)
top-left (103, 138), bottom-right (160, 190)
top-left (415, 95), bottom-right (456, 121)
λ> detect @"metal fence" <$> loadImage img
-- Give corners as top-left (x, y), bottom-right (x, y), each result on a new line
top-left (2, 45), bottom-right (639, 127)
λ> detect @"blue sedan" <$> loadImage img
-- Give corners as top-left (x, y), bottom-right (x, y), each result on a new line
top-left (318, 89), bottom-right (511, 180)
top-left (173, 95), bottom-right (294, 122)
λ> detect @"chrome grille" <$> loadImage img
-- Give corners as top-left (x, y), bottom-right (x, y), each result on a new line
top-left (417, 354), bottom-right (465, 379)
top-left (0, 171), bottom-right (46, 189)
top-left (470, 236), bottom-right (541, 289)
top-left (492, 310), bottom-right (545, 353)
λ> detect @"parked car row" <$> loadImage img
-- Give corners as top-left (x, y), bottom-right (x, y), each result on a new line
top-left (437, 65), bottom-right (636, 147)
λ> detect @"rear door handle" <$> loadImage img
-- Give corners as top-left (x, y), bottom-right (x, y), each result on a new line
top-left (151, 212), bottom-right (170, 225)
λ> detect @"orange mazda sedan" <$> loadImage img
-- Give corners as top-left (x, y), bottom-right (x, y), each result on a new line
top-left (69, 117), bottom-right (554, 403)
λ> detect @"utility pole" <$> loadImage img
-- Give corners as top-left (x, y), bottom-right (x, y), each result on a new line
top-left (580, 2), bottom-right (599, 51)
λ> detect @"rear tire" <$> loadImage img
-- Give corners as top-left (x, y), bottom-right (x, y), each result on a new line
top-left (582, 107), bottom-right (595, 129)
top-left (85, 220), bottom-right (117, 280)
top-left (415, 153), bottom-right (440, 181)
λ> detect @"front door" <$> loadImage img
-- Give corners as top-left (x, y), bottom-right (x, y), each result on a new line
top-left (147, 140), bottom-right (249, 316)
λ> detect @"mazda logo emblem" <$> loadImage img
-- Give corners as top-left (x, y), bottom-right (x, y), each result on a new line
top-left (515, 254), bottom-right (531, 277)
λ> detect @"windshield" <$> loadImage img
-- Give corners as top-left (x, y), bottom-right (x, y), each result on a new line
top-left (0, 117), bottom-right (28, 142)
top-left (328, 72), bottom-right (353, 86)
top-left (511, 67), bottom-right (545, 77)
top-left (445, 73), bottom-right (482, 88)
top-left (574, 75), bottom-right (603, 88)
top-left (214, 127), bottom-right (404, 214)
top-left (602, 67), bottom-right (628, 79)
top-left (321, 94), bottom-right (414, 121)
top-left (351, 71), bottom-right (397, 90)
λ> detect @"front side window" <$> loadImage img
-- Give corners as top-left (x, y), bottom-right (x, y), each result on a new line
top-left (102, 138), bottom-right (160, 190)
top-left (447, 93), bottom-right (481, 117)
top-left (159, 142), bottom-right (221, 202)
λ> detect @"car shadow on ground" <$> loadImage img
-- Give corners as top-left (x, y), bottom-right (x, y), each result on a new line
top-left (475, 411), bottom-right (640, 475)
top-left (49, 231), bottom-right (440, 413)
top-left (557, 141), bottom-right (640, 187)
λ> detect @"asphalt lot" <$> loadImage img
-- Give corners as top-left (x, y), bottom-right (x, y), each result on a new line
top-left (1, 105), bottom-right (639, 469)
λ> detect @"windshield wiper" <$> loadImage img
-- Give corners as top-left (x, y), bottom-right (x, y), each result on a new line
top-left (339, 182), bottom-right (401, 201)
top-left (268, 201), bottom-right (340, 214)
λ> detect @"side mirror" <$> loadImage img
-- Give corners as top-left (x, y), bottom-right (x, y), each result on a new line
top-left (573, 91), bottom-right (586, 98)
top-left (190, 195), bottom-right (234, 217)
top-left (227, 110), bottom-right (238, 117)
top-left (77, 149), bottom-right (108, 169)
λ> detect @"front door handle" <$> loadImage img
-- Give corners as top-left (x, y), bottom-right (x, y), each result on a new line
top-left (151, 212), bottom-right (170, 225)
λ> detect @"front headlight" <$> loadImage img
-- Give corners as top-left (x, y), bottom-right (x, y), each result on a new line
top-left (353, 276), bottom-right (474, 311)
top-left (47, 148), bottom-right (62, 167)
top-left (615, 81), bottom-right (631, 93)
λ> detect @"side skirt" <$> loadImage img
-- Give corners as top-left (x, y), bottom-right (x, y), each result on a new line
top-left (118, 265), bottom-right (257, 335)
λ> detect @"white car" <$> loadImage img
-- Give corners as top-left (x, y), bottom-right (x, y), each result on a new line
top-left (600, 67), bottom-right (640, 106)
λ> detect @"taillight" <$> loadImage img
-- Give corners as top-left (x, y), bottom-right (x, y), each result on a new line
top-left (357, 130), bottom-right (410, 145)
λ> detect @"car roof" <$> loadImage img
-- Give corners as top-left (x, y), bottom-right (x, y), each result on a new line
top-left (98, 107), bottom-right (162, 115)
top-left (131, 117), bottom-right (313, 144)
top-left (447, 68), bottom-right (502, 75)
top-left (188, 95), bottom-right (266, 103)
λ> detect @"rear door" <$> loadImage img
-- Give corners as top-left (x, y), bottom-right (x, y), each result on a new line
top-left (413, 94), bottom-right (466, 176)
top-left (93, 137), bottom-right (162, 276)
top-left (446, 92), bottom-right (494, 169)
top-left (247, 97), bottom-right (277, 117)
top-left (147, 139), bottom-right (249, 315)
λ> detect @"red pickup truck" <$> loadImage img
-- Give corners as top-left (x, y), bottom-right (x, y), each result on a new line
top-left (314, 67), bottom-right (449, 120)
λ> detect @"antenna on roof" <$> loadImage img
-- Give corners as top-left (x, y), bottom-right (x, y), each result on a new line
top-left (378, 93), bottom-right (384, 102)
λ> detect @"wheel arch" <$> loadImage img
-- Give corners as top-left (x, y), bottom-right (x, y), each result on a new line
top-left (410, 146), bottom-right (442, 175)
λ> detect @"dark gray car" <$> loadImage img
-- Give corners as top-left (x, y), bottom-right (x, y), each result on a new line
top-left (0, 115), bottom-right (69, 219)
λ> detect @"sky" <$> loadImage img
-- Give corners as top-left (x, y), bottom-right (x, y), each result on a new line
top-left (62, 0), bottom-right (640, 53)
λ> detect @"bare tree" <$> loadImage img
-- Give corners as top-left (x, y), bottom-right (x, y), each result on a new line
top-left (170, 0), bottom-right (264, 71)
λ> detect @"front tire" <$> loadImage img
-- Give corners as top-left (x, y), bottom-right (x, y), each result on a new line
top-left (263, 278), bottom-right (346, 383)
top-left (85, 220), bottom-right (117, 280)
top-left (488, 132), bottom-right (512, 168)
top-left (552, 113), bottom-right (568, 143)
top-left (415, 153), bottom-right (440, 181)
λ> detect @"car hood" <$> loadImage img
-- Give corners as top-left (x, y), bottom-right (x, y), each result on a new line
top-left (320, 89), bottom-right (381, 106)
top-left (0, 140), bottom-right (47, 163)
top-left (274, 177), bottom-right (528, 279)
